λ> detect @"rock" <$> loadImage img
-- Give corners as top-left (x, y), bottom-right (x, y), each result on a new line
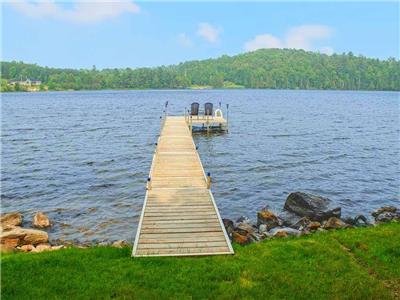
top-left (372, 206), bottom-right (397, 218)
top-left (32, 243), bottom-right (51, 252)
top-left (112, 240), bottom-right (129, 248)
top-left (307, 221), bottom-right (321, 231)
top-left (1, 212), bottom-right (22, 228)
top-left (375, 212), bottom-right (400, 223)
top-left (236, 216), bottom-right (251, 224)
top-left (222, 219), bottom-right (235, 236)
top-left (278, 210), bottom-right (302, 227)
top-left (1, 237), bottom-right (19, 248)
top-left (0, 227), bottom-right (48, 246)
top-left (292, 217), bottom-right (311, 230)
top-left (322, 217), bottom-right (348, 230)
top-left (235, 222), bottom-right (255, 236)
top-left (19, 244), bottom-right (35, 252)
top-left (33, 212), bottom-right (51, 228)
top-left (51, 245), bottom-right (64, 251)
top-left (258, 224), bottom-right (268, 233)
top-left (257, 209), bottom-right (279, 230)
top-left (343, 215), bottom-right (371, 227)
top-left (371, 206), bottom-right (399, 223)
top-left (284, 192), bottom-right (341, 222)
top-left (232, 232), bottom-right (251, 245)
top-left (270, 227), bottom-right (301, 237)
top-left (274, 231), bottom-right (288, 238)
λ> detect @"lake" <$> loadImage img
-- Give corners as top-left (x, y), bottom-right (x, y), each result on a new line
top-left (1, 89), bottom-right (399, 244)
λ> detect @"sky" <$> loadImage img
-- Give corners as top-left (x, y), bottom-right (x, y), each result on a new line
top-left (1, 1), bottom-right (399, 69)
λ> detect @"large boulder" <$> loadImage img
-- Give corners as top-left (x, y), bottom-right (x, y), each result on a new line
top-left (1, 212), bottom-right (22, 228)
top-left (1, 227), bottom-right (48, 246)
top-left (33, 212), bottom-right (51, 228)
top-left (284, 192), bottom-right (341, 222)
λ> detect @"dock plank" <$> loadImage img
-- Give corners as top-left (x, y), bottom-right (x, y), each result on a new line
top-left (132, 116), bottom-right (233, 257)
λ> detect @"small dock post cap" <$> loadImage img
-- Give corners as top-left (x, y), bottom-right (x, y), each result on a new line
top-left (155, 142), bottom-right (158, 146)
top-left (207, 172), bottom-right (211, 177)
top-left (147, 177), bottom-right (151, 181)
top-left (196, 145), bottom-right (199, 150)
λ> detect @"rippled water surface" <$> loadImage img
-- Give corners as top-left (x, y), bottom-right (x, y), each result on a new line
top-left (1, 90), bottom-right (399, 243)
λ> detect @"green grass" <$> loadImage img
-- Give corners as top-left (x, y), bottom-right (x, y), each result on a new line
top-left (2, 223), bottom-right (399, 299)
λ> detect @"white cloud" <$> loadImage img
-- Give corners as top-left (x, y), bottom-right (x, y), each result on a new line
top-left (177, 33), bottom-right (193, 48)
top-left (197, 22), bottom-right (220, 43)
top-left (245, 25), bottom-right (333, 54)
top-left (244, 34), bottom-right (283, 52)
top-left (8, 0), bottom-right (140, 24)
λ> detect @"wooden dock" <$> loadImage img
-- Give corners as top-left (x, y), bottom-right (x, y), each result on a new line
top-left (132, 116), bottom-right (234, 257)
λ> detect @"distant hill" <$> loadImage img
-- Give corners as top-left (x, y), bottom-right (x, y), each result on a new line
top-left (1, 49), bottom-right (399, 91)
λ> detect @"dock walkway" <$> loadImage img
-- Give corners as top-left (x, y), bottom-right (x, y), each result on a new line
top-left (132, 116), bottom-right (233, 257)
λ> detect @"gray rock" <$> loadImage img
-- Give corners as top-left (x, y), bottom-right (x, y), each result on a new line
top-left (269, 227), bottom-right (301, 237)
top-left (375, 211), bottom-right (400, 223)
top-left (258, 224), bottom-right (268, 233)
top-left (284, 192), bottom-right (341, 222)
top-left (372, 206), bottom-right (397, 218)
top-left (343, 215), bottom-right (371, 227)
top-left (278, 210), bottom-right (302, 227)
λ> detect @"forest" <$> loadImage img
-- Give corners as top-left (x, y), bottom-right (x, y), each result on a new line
top-left (1, 49), bottom-right (399, 92)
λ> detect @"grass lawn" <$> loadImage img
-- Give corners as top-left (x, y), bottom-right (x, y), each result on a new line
top-left (1, 223), bottom-right (399, 299)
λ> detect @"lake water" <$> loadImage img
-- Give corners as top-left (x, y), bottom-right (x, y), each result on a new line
top-left (1, 89), bottom-right (399, 244)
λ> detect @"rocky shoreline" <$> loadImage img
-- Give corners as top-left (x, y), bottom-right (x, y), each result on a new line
top-left (222, 192), bottom-right (399, 245)
top-left (0, 211), bottom-right (129, 253)
top-left (1, 191), bottom-right (399, 253)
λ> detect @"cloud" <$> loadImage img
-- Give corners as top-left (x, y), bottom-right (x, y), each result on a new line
top-left (177, 33), bottom-right (193, 48)
top-left (244, 34), bottom-right (284, 51)
top-left (8, 0), bottom-right (140, 24)
top-left (245, 25), bottom-right (334, 54)
top-left (197, 22), bottom-right (220, 43)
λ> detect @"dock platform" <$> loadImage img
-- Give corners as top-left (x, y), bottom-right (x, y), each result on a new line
top-left (132, 116), bottom-right (233, 257)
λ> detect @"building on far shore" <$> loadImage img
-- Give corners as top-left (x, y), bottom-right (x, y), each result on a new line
top-left (8, 78), bottom-right (43, 91)
top-left (9, 79), bottom-right (42, 86)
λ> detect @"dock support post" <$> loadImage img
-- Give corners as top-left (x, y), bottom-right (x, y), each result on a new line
top-left (190, 115), bottom-right (193, 134)
top-left (207, 172), bottom-right (211, 189)
top-left (226, 104), bottom-right (229, 133)
top-left (146, 177), bottom-right (152, 190)
top-left (184, 107), bottom-right (187, 122)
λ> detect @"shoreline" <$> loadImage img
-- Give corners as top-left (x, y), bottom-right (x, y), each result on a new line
top-left (1, 191), bottom-right (399, 253)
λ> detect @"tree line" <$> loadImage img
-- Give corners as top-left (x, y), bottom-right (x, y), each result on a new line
top-left (1, 49), bottom-right (399, 92)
